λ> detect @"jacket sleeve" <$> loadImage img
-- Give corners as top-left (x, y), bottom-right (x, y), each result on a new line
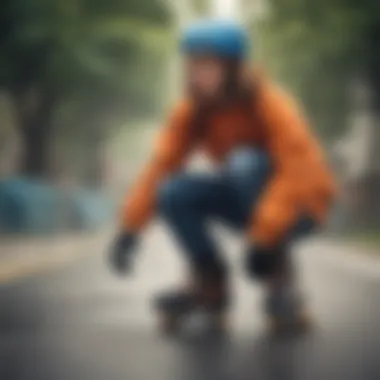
top-left (249, 83), bottom-right (325, 247)
top-left (121, 100), bottom-right (194, 232)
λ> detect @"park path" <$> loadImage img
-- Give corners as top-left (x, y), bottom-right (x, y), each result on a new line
top-left (0, 223), bottom-right (379, 380)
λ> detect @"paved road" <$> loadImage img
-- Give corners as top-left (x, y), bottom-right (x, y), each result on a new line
top-left (0, 226), bottom-right (379, 380)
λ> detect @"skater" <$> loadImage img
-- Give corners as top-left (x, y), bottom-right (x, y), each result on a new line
top-left (109, 20), bottom-right (336, 333)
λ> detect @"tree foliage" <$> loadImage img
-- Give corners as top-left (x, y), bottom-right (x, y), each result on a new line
top-left (0, 0), bottom-right (173, 179)
top-left (256, 0), bottom-right (380, 139)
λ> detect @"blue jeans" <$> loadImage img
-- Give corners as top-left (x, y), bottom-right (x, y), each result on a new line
top-left (158, 148), bottom-right (315, 268)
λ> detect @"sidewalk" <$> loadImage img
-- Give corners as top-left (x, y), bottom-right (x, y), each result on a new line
top-left (0, 225), bottom-right (379, 287)
top-left (0, 229), bottom-right (112, 285)
top-left (297, 235), bottom-right (380, 280)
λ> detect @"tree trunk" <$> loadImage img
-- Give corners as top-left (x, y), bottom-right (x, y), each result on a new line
top-left (81, 109), bottom-right (109, 189)
top-left (14, 87), bottom-right (55, 178)
top-left (352, 22), bottom-right (380, 230)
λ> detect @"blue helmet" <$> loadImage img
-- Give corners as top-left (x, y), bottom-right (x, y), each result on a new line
top-left (180, 20), bottom-right (249, 60)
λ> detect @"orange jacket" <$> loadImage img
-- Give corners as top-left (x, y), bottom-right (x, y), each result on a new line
top-left (122, 78), bottom-right (336, 247)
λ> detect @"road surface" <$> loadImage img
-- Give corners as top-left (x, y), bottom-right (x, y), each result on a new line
top-left (0, 225), bottom-right (379, 380)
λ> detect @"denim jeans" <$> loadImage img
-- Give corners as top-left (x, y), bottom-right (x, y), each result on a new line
top-left (158, 148), bottom-right (315, 268)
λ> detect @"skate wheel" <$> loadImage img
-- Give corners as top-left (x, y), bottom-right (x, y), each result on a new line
top-left (295, 308), bottom-right (314, 332)
top-left (266, 316), bottom-right (286, 335)
top-left (213, 314), bottom-right (229, 333)
top-left (266, 309), bottom-right (314, 335)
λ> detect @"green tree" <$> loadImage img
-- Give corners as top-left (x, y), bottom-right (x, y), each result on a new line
top-left (0, 0), bottom-right (172, 180)
top-left (256, 0), bottom-right (380, 139)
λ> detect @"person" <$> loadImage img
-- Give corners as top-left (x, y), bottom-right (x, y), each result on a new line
top-left (109, 20), bottom-right (336, 332)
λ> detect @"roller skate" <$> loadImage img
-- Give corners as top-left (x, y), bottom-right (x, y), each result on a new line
top-left (264, 288), bottom-right (313, 335)
top-left (154, 266), bottom-right (229, 335)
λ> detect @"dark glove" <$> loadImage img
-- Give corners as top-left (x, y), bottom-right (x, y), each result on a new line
top-left (245, 245), bottom-right (279, 280)
top-left (109, 232), bottom-right (137, 275)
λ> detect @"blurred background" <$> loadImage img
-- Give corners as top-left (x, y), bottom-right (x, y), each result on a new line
top-left (0, 1), bottom-right (379, 380)
top-left (1, 0), bottom-right (379, 239)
